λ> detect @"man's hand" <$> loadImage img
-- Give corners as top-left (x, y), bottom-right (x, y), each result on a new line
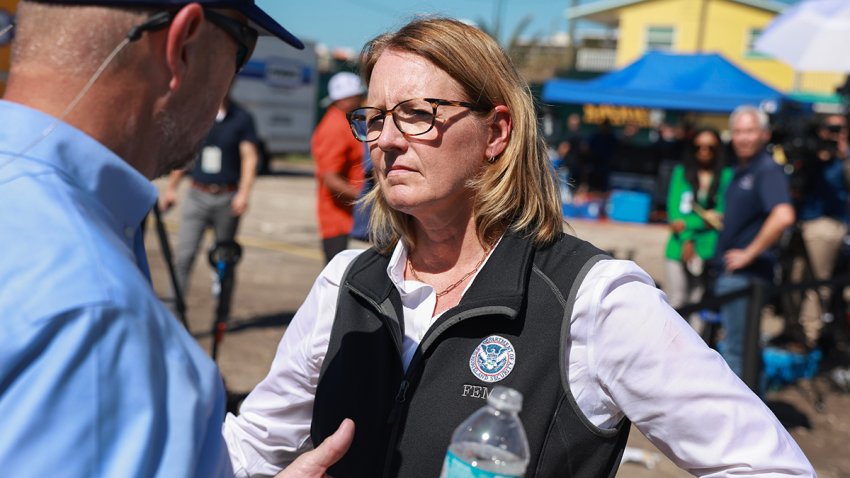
top-left (274, 419), bottom-right (355, 478)
top-left (670, 219), bottom-right (685, 234)
top-left (231, 191), bottom-right (249, 216)
top-left (159, 170), bottom-right (186, 212)
top-left (724, 248), bottom-right (755, 272)
top-left (159, 188), bottom-right (178, 212)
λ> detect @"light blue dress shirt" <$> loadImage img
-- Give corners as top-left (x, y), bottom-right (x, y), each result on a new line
top-left (0, 100), bottom-right (233, 477)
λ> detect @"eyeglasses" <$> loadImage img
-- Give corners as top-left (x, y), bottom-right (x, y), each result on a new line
top-left (347, 98), bottom-right (490, 143)
top-left (127, 9), bottom-right (258, 73)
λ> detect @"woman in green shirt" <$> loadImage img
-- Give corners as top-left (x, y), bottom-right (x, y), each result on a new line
top-left (664, 128), bottom-right (733, 327)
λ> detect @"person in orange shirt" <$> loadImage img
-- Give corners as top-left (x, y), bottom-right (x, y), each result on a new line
top-left (312, 71), bottom-right (366, 263)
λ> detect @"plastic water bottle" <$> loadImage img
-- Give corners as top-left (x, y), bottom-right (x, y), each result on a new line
top-left (440, 386), bottom-right (530, 478)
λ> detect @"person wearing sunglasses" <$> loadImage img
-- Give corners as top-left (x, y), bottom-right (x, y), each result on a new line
top-left (222, 17), bottom-right (813, 478)
top-left (0, 1), bottom-right (351, 477)
top-left (664, 127), bottom-right (733, 331)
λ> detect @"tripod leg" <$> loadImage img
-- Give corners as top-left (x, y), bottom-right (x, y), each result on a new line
top-left (795, 222), bottom-right (841, 347)
top-left (813, 377), bottom-right (826, 413)
top-left (210, 263), bottom-right (237, 362)
top-left (781, 226), bottom-right (817, 344)
top-left (153, 203), bottom-right (189, 329)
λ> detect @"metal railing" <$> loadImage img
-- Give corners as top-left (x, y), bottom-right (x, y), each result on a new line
top-left (677, 273), bottom-right (850, 394)
top-left (576, 48), bottom-right (617, 72)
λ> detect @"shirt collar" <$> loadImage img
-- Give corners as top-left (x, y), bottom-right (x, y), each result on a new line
top-left (0, 100), bottom-right (158, 231)
top-left (736, 149), bottom-right (770, 173)
top-left (387, 241), bottom-right (408, 289)
top-left (385, 235), bottom-right (505, 295)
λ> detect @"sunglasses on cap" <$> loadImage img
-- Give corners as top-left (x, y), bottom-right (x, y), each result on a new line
top-left (128, 8), bottom-right (258, 73)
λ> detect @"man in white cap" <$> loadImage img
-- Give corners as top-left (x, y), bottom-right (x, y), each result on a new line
top-left (312, 71), bottom-right (367, 263)
top-left (0, 1), bottom-right (351, 476)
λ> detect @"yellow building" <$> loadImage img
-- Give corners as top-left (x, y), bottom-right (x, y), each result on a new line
top-left (0, 0), bottom-right (17, 96)
top-left (569, 0), bottom-right (844, 97)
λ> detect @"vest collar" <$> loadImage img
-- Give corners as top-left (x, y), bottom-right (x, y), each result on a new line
top-left (346, 228), bottom-right (535, 319)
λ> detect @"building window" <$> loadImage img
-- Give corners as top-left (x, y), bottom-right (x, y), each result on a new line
top-left (745, 28), bottom-right (770, 58)
top-left (646, 26), bottom-right (675, 51)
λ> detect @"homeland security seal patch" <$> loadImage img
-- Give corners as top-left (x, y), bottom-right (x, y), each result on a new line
top-left (469, 335), bottom-right (516, 383)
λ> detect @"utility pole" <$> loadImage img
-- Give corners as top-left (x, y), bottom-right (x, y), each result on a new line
top-left (696, 0), bottom-right (709, 52)
top-left (567, 0), bottom-right (578, 70)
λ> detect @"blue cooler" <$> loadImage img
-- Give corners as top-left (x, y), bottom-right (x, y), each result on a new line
top-left (562, 203), bottom-right (580, 218)
top-left (607, 190), bottom-right (651, 224)
top-left (563, 200), bottom-right (603, 220)
top-left (763, 347), bottom-right (822, 390)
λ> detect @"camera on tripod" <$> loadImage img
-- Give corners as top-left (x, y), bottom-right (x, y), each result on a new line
top-left (773, 113), bottom-right (845, 206)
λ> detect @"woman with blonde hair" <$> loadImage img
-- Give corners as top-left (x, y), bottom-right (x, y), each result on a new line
top-left (223, 17), bottom-right (813, 478)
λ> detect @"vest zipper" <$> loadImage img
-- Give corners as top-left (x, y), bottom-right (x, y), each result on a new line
top-left (381, 306), bottom-right (516, 477)
top-left (386, 379), bottom-right (409, 425)
top-left (386, 308), bottom-right (511, 425)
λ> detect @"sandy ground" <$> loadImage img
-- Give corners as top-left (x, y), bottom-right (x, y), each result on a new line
top-left (145, 160), bottom-right (850, 477)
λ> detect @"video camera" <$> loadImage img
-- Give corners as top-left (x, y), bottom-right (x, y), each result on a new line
top-left (771, 108), bottom-right (845, 206)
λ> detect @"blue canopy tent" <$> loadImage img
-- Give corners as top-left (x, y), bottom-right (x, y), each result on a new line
top-left (542, 51), bottom-right (785, 112)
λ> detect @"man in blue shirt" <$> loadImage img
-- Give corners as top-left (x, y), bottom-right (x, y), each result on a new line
top-left (160, 94), bottom-right (260, 293)
top-left (0, 1), bottom-right (351, 477)
top-left (714, 105), bottom-right (795, 382)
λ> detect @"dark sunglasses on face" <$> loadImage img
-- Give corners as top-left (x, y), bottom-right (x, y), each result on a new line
top-left (127, 9), bottom-right (258, 73)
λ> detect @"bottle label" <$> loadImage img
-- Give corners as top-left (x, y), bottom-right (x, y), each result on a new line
top-left (441, 450), bottom-right (522, 478)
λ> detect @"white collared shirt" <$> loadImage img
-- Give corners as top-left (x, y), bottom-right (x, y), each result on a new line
top-left (223, 242), bottom-right (814, 478)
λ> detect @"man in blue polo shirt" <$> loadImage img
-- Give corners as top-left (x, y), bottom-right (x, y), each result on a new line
top-left (0, 1), bottom-right (351, 476)
top-left (715, 105), bottom-right (795, 382)
top-left (160, 93), bottom-right (260, 293)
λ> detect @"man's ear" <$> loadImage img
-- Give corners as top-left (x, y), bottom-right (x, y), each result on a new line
top-left (486, 105), bottom-right (512, 159)
top-left (164, 4), bottom-right (205, 91)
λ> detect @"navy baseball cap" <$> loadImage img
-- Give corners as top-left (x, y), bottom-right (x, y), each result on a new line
top-left (38, 0), bottom-right (304, 49)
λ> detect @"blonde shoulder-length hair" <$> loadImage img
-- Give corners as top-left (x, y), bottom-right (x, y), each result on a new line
top-left (360, 17), bottom-right (563, 254)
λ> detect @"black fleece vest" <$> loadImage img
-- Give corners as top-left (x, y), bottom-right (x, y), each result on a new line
top-left (311, 231), bottom-right (630, 477)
